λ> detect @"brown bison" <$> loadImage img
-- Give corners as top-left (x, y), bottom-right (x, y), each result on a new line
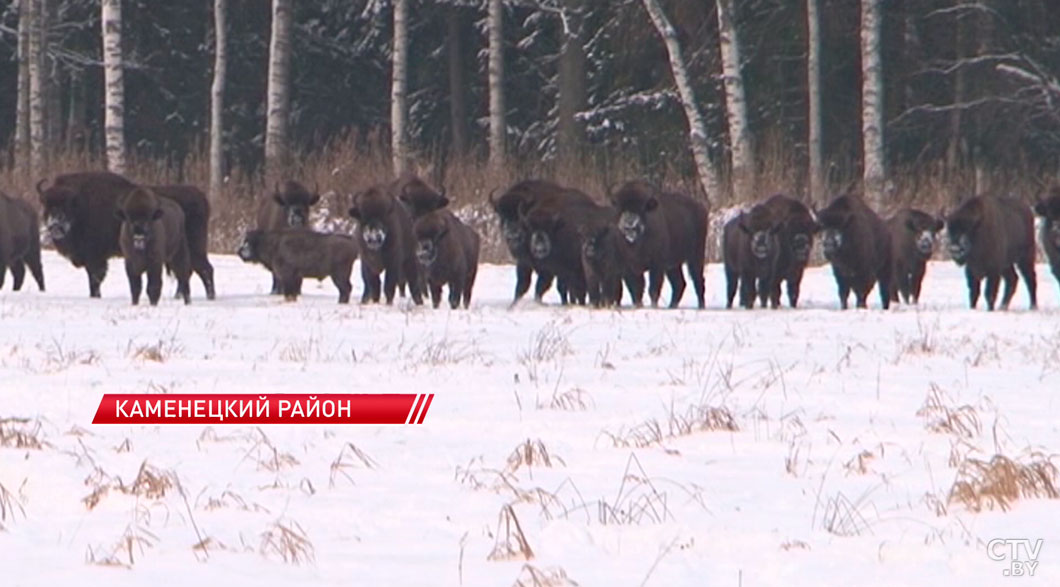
top-left (1033, 188), bottom-right (1060, 294)
top-left (116, 187), bottom-right (192, 306)
top-left (348, 184), bottom-right (424, 305)
top-left (945, 195), bottom-right (1037, 311)
top-left (238, 229), bottom-right (359, 303)
top-left (608, 180), bottom-right (708, 309)
top-left (760, 194), bottom-right (816, 308)
top-left (815, 194), bottom-right (893, 310)
top-left (579, 211), bottom-right (639, 308)
top-left (256, 180), bottom-right (322, 294)
top-left (0, 191), bottom-right (45, 292)
top-left (37, 171), bottom-right (214, 299)
top-left (490, 180), bottom-right (594, 305)
top-left (722, 203), bottom-right (782, 309)
top-left (413, 209), bottom-right (480, 309)
top-left (396, 175), bottom-right (450, 219)
top-left (886, 208), bottom-right (944, 305)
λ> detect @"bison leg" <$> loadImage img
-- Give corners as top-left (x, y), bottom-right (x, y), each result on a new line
top-left (623, 273), bottom-right (645, 308)
top-left (448, 277), bottom-right (464, 309)
top-left (687, 262), bottom-right (706, 310)
top-left (835, 274), bottom-right (851, 310)
top-left (909, 264), bottom-right (926, 304)
top-left (146, 264), bottom-right (164, 306)
top-left (647, 269), bottom-right (665, 307)
top-left (125, 264), bottom-right (143, 306)
top-left (430, 282), bottom-right (443, 308)
top-left (666, 267), bottom-right (686, 309)
top-left (983, 273), bottom-right (1000, 311)
top-left (724, 267), bottom-right (739, 309)
top-left (787, 268), bottom-right (806, 308)
top-left (25, 244), bottom-right (45, 292)
top-left (1016, 256), bottom-right (1038, 310)
top-left (282, 274), bottom-right (302, 302)
top-left (333, 272), bottom-right (352, 304)
top-left (739, 271), bottom-right (756, 309)
top-left (463, 266), bottom-right (477, 309)
top-left (999, 266), bottom-right (1019, 311)
top-left (360, 264), bottom-right (381, 304)
top-left (0, 261), bottom-right (7, 290)
top-left (965, 269), bottom-right (981, 309)
top-left (196, 256), bottom-right (216, 300)
top-left (10, 261), bottom-right (25, 291)
top-left (87, 263), bottom-right (108, 298)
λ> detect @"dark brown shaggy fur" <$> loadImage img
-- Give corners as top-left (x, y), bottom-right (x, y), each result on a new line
top-left (886, 208), bottom-right (944, 304)
top-left (348, 184), bottom-right (424, 305)
top-left (722, 203), bottom-right (782, 309)
top-left (116, 187), bottom-right (192, 306)
top-left (148, 184), bottom-right (215, 300)
top-left (608, 180), bottom-right (708, 309)
top-left (256, 180), bottom-right (321, 294)
top-left (238, 229), bottom-right (359, 303)
top-left (413, 209), bottom-right (480, 309)
top-left (945, 195), bottom-right (1037, 311)
top-left (815, 194), bottom-right (893, 310)
top-left (760, 194), bottom-right (816, 308)
top-left (396, 175), bottom-right (450, 219)
top-left (579, 210), bottom-right (638, 308)
top-left (1033, 188), bottom-right (1060, 295)
top-left (0, 191), bottom-right (45, 292)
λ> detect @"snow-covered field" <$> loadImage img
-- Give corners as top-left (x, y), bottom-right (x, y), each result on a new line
top-left (1, 250), bottom-right (1059, 586)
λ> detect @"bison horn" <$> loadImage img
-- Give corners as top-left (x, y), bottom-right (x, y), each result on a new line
top-left (36, 178), bottom-right (48, 197)
top-left (488, 187), bottom-right (500, 207)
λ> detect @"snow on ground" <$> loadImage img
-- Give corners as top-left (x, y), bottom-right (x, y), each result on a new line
top-left (1, 250), bottom-right (1059, 586)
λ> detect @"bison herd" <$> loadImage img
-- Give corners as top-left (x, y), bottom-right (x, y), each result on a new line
top-left (2, 169), bottom-right (1060, 312)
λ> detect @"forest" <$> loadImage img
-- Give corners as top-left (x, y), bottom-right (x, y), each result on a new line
top-left (1, 0), bottom-right (1059, 258)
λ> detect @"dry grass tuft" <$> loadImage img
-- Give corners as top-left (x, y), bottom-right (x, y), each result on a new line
top-left (0, 479), bottom-right (26, 530)
top-left (948, 451), bottom-right (1060, 512)
top-left (487, 504), bottom-right (535, 562)
top-left (538, 387), bottom-right (593, 411)
top-left (780, 540), bottom-right (810, 551)
top-left (595, 454), bottom-right (673, 526)
top-left (517, 322), bottom-right (573, 383)
top-left (329, 442), bottom-right (379, 488)
top-left (916, 384), bottom-right (981, 440)
top-left (505, 439), bottom-right (566, 475)
top-left (604, 401), bottom-right (738, 449)
top-left (124, 460), bottom-right (175, 499)
top-left (820, 491), bottom-right (873, 537)
top-left (85, 505), bottom-right (159, 568)
top-left (513, 564), bottom-right (579, 587)
top-left (843, 449), bottom-right (877, 476)
top-left (260, 518), bottom-right (315, 565)
top-left (0, 417), bottom-right (48, 450)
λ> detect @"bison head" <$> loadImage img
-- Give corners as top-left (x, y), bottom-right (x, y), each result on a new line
top-left (37, 179), bottom-right (79, 242)
top-left (1034, 192), bottom-right (1060, 248)
top-left (349, 187), bottom-right (395, 251)
top-left (814, 201), bottom-right (855, 261)
top-left (580, 221), bottom-right (616, 263)
top-left (116, 188), bottom-right (164, 251)
top-left (399, 177), bottom-right (449, 218)
top-left (522, 206), bottom-right (564, 260)
top-left (490, 188), bottom-right (532, 253)
top-left (944, 197), bottom-right (985, 265)
top-left (273, 180), bottom-right (321, 228)
top-left (237, 229), bottom-right (265, 262)
top-left (739, 204), bottom-right (782, 260)
top-left (905, 210), bottom-right (945, 258)
top-left (609, 180), bottom-right (659, 244)
top-left (413, 213), bottom-right (449, 266)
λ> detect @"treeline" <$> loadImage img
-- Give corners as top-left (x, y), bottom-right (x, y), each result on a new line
top-left (1, 0), bottom-right (1059, 215)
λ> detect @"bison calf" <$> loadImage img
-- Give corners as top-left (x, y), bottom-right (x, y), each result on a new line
top-left (238, 229), bottom-right (359, 303)
top-left (257, 180), bottom-right (321, 294)
top-left (1034, 188), bottom-right (1060, 295)
top-left (722, 203), bottom-right (783, 309)
top-left (0, 191), bottom-right (45, 293)
top-left (945, 195), bottom-right (1037, 311)
top-left (116, 187), bottom-right (192, 306)
top-left (815, 194), bottom-right (892, 310)
top-left (349, 185), bottom-right (424, 305)
top-left (413, 210), bottom-right (480, 309)
top-left (886, 208), bottom-right (944, 305)
top-left (580, 213), bottom-right (637, 308)
top-left (760, 194), bottom-right (816, 308)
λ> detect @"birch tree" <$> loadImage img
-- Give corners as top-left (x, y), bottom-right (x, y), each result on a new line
top-left (860, 0), bottom-right (885, 208)
top-left (102, 0), bottom-right (126, 174)
top-left (716, 0), bottom-right (753, 200)
top-left (391, 0), bottom-right (409, 176)
top-left (806, 0), bottom-right (823, 204)
top-left (640, 0), bottom-right (721, 201)
top-left (487, 0), bottom-right (505, 170)
top-left (14, 0), bottom-right (30, 171)
top-left (209, 0), bottom-right (227, 199)
top-left (265, 0), bottom-right (292, 179)
top-left (28, 0), bottom-right (45, 178)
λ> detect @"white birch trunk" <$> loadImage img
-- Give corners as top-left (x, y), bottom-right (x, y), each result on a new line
top-left (101, 0), bottom-right (126, 174)
top-left (487, 0), bottom-right (505, 170)
top-left (806, 0), bottom-right (823, 204)
top-left (28, 0), bottom-right (45, 178)
top-left (265, 0), bottom-right (292, 179)
top-left (14, 0), bottom-right (30, 170)
top-left (391, 0), bottom-right (409, 176)
top-left (640, 0), bottom-right (721, 201)
top-left (716, 0), bottom-right (753, 200)
top-left (860, 0), bottom-right (885, 208)
top-left (210, 0), bottom-right (227, 199)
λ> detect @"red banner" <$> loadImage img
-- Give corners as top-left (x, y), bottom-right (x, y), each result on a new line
top-left (91, 393), bottom-right (435, 425)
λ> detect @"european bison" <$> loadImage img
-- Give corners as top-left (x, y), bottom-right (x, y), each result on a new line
top-left (760, 194), bottom-right (816, 308)
top-left (37, 171), bottom-right (214, 299)
top-left (945, 195), bottom-right (1037, 311)
top-left (579, 211), bottom-right (638, 308)
top-left (396, 175), bottom-right (450, 219)
top-left (348, 184), bottom-right (424, 305)
top-left (608, 180), bottom-right (708, 309)
top-left (815, 193), bottom-right (893, 310)
top-left (238, 229), bottom-right (359, 303)
top-left (0, 191), bottom-right (45, 292)
top-left (722, 203), bottom-right (781, 309)
top-left (256, 180), bottom-right (321, 294)
top-left (1033, 188), bottom-right (1060, 295)
top-left (489, 180), bottom-right (594, 306)
top-left (413, 209), bottom-right (480, 309)
top-left (116, 187), bottom-right (192, 306)
top-left (886, 208), bottom-right (944, 304)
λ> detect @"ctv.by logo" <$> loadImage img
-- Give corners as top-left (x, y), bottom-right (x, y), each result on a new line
top-left (987, 538), bottom-right (1043, 577)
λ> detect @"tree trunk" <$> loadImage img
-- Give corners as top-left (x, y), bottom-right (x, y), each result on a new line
top-left (391, 0), bottom-right (409, 176)
top-left (446, 10), bottom-right (468, 157)
top-left (947, 0), bottom-right (965, 171)
top-left (28, 0), bottom-right (45, 179)
top-left (101, 0), bottom-right (126, 174)
top-left (210, 0), bottom-right (227, 199)
top-left (716, 0), bottom-right (753, 201)
top-left (640, 0), bottom-right (721, 202)
top-left (14, 0), bottom-right (30, 171)
top-left (556, 0), bottom-right (587, 162)
top-left (860, 0), bottom-right (885, 208)
top-left (806, 0), bottom-right (823, 204)
top-left (487, 0), bottom-right (505, 170)
top-left (265, 0), bottom-right (292, 180)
